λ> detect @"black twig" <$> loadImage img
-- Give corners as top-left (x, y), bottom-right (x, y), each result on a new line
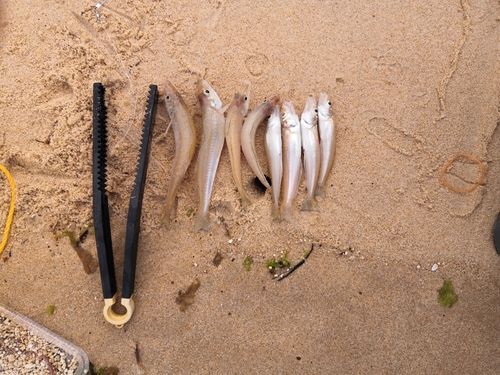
top-left (277, 243), bottom-right (314, 281)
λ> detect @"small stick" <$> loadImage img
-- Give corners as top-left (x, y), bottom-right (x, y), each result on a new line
top-left (277, 244), bottom-right (314, 281)
top-left (26, 351), bottom-right (55, 375)
top-left (38, 353), bottom-right (56, 375)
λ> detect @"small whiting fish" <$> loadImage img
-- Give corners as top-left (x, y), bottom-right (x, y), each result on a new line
top-left (161, 80), bottom-right (197, 228)
top-left (316, 93), bottom-right (335, 198)
top-left (265, 104), bottom-right (282, 221)
top-left (225, 82), bottom-right (252, 207)
top-left (194, 79), bottom-right (226, 232)
top-left (241, 96), bottom-right (280, 191)
top-left (300, 97), bottom-right (320, 211)
top-left (281, 101), bottom-right (302, 222)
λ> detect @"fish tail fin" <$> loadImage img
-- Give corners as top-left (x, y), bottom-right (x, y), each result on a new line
top-left (301, 197), bottom-right (319, 212)
top-left (271, 205), bottom-right (281, 221)
top-left (160, 212), bottom-right (172, 229)
top-left (194, 212), bottom-right (210, 232)
top-left (315, 185), bottom-right (326, 198)
top-left (161, 198), bottom-right (178, 228)
top-left (240, 194), bottom-right (253, 208)
top-left (281, 204), bottom-right (293, 222)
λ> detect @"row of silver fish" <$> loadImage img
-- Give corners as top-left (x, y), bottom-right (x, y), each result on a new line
top-left (160, 79), bottom-right (335, 232)
top-left (280, 95), bottom-right (335, 221)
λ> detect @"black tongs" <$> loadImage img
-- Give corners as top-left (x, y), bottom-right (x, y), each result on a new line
top-left (493, 214), bottom-right (500, 255)
top-left (92, 83), bottom-right (157, 327)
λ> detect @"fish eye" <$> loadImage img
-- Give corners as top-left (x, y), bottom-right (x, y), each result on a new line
top-left (267, 115), bottom-right (271, 119)
top-left (327, 101), bottom-right (332, 106)
top-left (204, 89), bottom-right (210, 95)
top-left (166, 95), bottom-right (170, 100)
top-left (244, 96), bottom-right (248, 101)
top-left (314, 109), bottom-right (318, 113)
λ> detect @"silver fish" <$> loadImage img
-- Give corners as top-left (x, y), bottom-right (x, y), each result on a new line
top-left (300, 97), bottom-right (320, 211)
top-left (281, 101), bottom-right (301, 222)
top-left (161, 80), bottom-right (197, 227)
top-left (194, 79), bottom-right (225, 232)
top-left (265, 104), bottom-right (282, 220)
top-left (316, 93), bottom-right (335, 198)
top-left (241, 96), bottom-right (280, 190)
top-left (225, 82), bottom-right (252, 207)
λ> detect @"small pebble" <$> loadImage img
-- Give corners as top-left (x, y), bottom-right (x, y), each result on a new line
top-left (228, 239), bottom-right (233, 244)
top-left (431, 264), bottom-right (439, 272)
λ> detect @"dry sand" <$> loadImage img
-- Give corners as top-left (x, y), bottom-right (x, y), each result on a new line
top-left (1, 0), bottom-right (500, 373)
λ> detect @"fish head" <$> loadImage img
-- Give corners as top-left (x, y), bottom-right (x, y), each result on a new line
top-left (301, 97), bottom-right (318, 127)
top-left (261, 95), bottom-right (280, 118)
top-left (231, 81), bottom-right (251, 116)
top-left (163, 80), bottom-right (182, 118)
top-left (198, 79), bottom-right (223, 109)
top-left (267, 105), bottom-right (281, 129)
top-left (241, 80), bottom-right (251, 116)
top-left (281, 101), bottom-right (299, 129)
top-left (268, 96), bottom-right (280, 107)
top-left (318, 93), bottom-right (332, 118)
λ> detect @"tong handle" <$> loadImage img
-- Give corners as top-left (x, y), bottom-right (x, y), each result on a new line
top-left (93, 83), bottom-right (157, 327)
top-left (122, 84), bottom-right (158, 300)
top-left (493, 213), bottom-right (500, 255)
top-left (92, 83), bottom-right (117, 300)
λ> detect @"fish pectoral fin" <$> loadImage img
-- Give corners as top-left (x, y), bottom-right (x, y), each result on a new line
top-left (164, 118), bottom-right (173, 135)
top-left (218, 103), bottom-right (230, 114)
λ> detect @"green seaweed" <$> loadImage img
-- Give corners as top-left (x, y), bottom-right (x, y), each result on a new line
top-left (438, 280), bottom-right (458, 308)
top-left (243, 256), bottom-right (253, 271)
top-left (45, 305), bottom-right (55, 315)
top-left (266, 258), bottom-right (281, 269)
top-left (281, 251), bottom-right (291, 268)
top-left (186, 208), bottom-right (194, 217)
top-left (266, 251), bottom-right (292, 269)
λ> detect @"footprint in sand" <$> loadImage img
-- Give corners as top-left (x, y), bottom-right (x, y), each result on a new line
top-left (365, 117), bottom-right (421, 157)
top-left (364, 114), bottom-right (485, 217)
top-left (244, 53), bottom-right (270, 77)
top-left (166, 18), bottom-right (197, 46)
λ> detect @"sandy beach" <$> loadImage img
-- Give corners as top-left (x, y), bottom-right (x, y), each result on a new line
top-left (1, 0), bottom-right (500, 373)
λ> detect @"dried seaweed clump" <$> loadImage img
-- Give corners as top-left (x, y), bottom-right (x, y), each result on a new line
top-left (438, 280), bottom-right (458, 308)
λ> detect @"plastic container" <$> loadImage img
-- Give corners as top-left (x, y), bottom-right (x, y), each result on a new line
top-left (0, 304), bottom-right (90, 374)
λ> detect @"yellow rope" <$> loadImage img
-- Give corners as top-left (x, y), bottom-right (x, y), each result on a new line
top-left (0, 164), bottom-right (15, 255)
